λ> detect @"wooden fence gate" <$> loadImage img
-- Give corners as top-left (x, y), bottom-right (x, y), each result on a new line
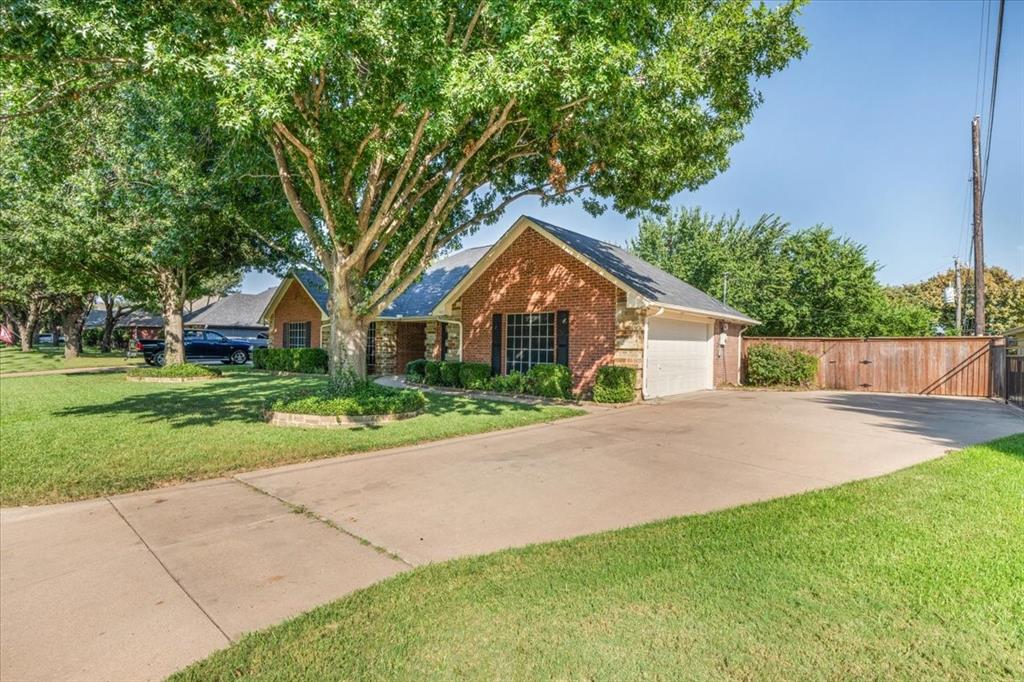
top-left (742, 337), bottom-right (1005, 398)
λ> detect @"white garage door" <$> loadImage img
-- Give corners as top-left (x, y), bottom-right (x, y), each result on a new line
top-left (644, 317), bottom-right (712, 398)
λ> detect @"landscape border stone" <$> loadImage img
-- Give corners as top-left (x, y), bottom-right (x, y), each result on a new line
top-left (265, 408), bottom-right (423, 428)
top-left (127, 375), bottom-right (222, 384)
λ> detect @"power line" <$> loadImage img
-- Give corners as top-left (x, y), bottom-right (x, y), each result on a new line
top-left (982, 0), bottom-right (1007, 199)
top-left (973, 0), bottom-right (991, 113)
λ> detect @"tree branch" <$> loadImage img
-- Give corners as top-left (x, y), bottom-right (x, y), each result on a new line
top-left (268, 134), bottom-right (333, 269)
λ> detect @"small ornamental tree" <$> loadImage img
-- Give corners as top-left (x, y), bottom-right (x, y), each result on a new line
top-left (3, 0), bottom-right (808, 377)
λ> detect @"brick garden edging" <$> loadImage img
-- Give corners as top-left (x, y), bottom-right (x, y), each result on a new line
top-left (265, 409), bottom-right (424, 429)
top-left (127, 375), bottom-right (222, 384)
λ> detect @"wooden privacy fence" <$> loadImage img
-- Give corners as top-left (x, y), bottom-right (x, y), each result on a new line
top-left (742, 336), bottom-right (1006, 398)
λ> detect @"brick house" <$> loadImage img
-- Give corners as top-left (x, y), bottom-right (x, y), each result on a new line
top-left (261, 215), bottom-right (758, 398)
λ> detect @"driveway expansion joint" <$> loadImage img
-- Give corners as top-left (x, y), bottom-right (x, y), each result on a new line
top-left (232, 476), bottom-right (416, 568)
top-left (104, 497), bottom-right (233, 644)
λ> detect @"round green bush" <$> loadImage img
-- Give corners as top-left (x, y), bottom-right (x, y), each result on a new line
top-left (270, 381), bottom-right (426, 416)
top-left (745, 344), bottom-right (818, 387)
top-left (459, 362), bottom-right (492, 390)
top-left (405, 359), bottom-right (427, 381)
top-left (592, 365), bottom-right (636, 403)
top-left (127, 363), bottom-right (222, 379)
top-left (488, 371), bottom-right (528, 394)
top-left (423, 360), bottom-right (442, 385)
top-left (527, 363), bottom-right (572, 399)
top-left (439, 361), bottom-right (461, 387)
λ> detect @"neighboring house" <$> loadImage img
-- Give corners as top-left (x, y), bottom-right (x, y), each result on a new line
top-left (84, 309), bottom-right (165, 340)
top-left (261, 215), bottom-right (758, 399)
top-left (185, 289), bottom-right (275, 339)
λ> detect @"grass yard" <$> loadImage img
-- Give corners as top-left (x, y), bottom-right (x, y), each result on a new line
top-left (0, 345), bottom-right (142, 374)
top-left (0, 370), bottom-right (583, 505)
top-left (172, 434), bottom-right (1024, 681)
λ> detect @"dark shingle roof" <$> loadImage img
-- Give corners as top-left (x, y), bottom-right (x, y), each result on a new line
top-left (84, 308), bottom-right (165, 329)
top-left (292, 269), bottom-right (331, 314)
top-left (381, 247), bottom-right (490, 318)
top-left (526, 216), bottom-right (758, 324)
top-left (186, 289), bottom-right (275, 329)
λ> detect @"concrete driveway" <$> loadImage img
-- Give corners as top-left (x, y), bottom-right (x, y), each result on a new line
top-left (2, 391), bottom-right (1020, 681)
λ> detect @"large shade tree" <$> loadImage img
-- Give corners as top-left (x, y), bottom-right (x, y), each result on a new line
top-left (4, 0), bottom-right (808, 377)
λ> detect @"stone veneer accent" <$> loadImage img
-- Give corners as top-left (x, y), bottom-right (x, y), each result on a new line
top-left (457, 226), bottom-right (617, 394)
top-left (266, 409), bottom-right (423, 429)
top-left (374, 321), bottom-right (398, 374)
top-left (613, 290), bottom-right (645, 397)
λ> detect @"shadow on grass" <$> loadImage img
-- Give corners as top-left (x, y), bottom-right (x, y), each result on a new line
top-left (54, 371), bottom-right (537, 429)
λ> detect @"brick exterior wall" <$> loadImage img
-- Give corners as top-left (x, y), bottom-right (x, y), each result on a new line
top-left (457, 227), bottom-right (618, 393)
top-left (712, 320), bottom-right (743, 386)
top-left (268, 279), bottom-right (323, 348)
top-left (395, 321), bottom-right (427, 372)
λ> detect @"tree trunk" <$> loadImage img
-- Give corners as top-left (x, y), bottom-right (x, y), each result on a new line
top-left (61, 298), bottom-right (89, 361)
top-left (18, 300), bottom-right (41, 352)
top-left (101, 295), bottom-right (116, 353)
top-left (157, 269), bottom-right (187, 365)
top-left (327, 270), bottom-right (368, 383)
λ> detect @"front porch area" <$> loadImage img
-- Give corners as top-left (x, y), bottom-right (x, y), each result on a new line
top-left (368, 320), bottom-right (461, 375)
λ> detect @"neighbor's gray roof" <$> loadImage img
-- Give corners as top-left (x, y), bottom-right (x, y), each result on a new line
top-left (84, 308), bottom-right (165, 329)
top-left (380, 247), bottom-right (490, 318)
top-left (186, 289), bottom-right (275, 329)
top-left (526, 216), bottom-right (759, 324)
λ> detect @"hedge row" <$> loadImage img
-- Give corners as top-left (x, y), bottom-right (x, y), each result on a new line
top-left (745, 344), bottom-right (818, 387)
top-left (406, 360), bottom-right (573, 400)
top-left (252, 348), bottom-right (328, 374)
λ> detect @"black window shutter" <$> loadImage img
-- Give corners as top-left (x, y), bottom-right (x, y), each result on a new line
top-left (490, 314), bottom-right (502, 375)
top-left (440, 323), bottom-right (448, 361)
top-left (304, 321), bottom-right (312, 348)
top-left (556, 310), bottom-right (569, 366)
top-left (282, 323), bottom-right (289, 349)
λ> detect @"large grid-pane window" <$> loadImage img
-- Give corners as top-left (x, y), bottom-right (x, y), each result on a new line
top-left (505, 312), bottom-right (554, 374)
top-left (285, 321), bottom-right (310, 348)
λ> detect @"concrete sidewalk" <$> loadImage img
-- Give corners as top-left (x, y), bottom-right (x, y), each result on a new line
top-left (2, 391), bottom-right (1020, 681)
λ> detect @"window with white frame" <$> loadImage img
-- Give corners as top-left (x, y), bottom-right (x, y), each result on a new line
top-left (285, 321), bottom-right (310, 348)
top-left (505, 312), bottom-right (554, 374)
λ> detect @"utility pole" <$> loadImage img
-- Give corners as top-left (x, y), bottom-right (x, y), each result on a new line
top-left (971, 115), bottom-right (986, 335)
top-left (953, 256), bottom-right (962, 335)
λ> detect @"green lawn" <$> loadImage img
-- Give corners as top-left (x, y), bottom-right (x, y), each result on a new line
top-left (172, 435), bottom-right (1024, 681)
top-left (0, 345), bottom-right (142, 374)
top-left (0, 369), bottom-right (583, 505)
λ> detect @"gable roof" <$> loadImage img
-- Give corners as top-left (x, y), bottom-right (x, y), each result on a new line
top-left (380, 247), bottom-right (490, 318)
top-left (434, 216), bottom-right (759, 325)
top-left (262, 249), bottom-right (488, 323)
top-left (186, 289), bottom-right (275, 329)
top-left (525, 217), bottom-right (758, 323)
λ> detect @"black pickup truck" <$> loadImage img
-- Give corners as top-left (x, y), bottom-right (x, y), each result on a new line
top-left (135, 330), bottom-right (253, 366)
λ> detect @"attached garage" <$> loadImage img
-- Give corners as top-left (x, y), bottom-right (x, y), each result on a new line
top-left (643, 316), bottom-right (713, 398)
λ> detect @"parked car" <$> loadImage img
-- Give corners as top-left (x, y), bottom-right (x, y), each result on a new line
top-left (37, 333), bottom-right (66, 344)
top-left (136, 330), bottom-right (252, 366)
top-left (238, 332), bottom-right (269, 350)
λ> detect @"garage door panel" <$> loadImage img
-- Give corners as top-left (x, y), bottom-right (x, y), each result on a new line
top-left (645, 318), bottom-right (711, 398)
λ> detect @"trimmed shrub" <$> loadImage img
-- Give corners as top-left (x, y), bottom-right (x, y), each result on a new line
top-left (405, 359), bottom-right (427, 381)
top-left (593, 365), bottom-right (636, 403)
top-left (423, 360), bottom-right (442, 385)
top-left (252, 348), bottom-right (328, 374)
top-left (271, 381), bottom-right (426, 416)
top-left (488, 371), bottom-right (528, 394)
top-left (745, 344), bottom-right (819, 387)
top-left (439, 361), bottom-right (461, 387)
top-left (527, 363), bottom-right (572, 399)
top-left (459, 362), bottom-right (492, 390)
top-left (127, 363), bottom-right (222, 379)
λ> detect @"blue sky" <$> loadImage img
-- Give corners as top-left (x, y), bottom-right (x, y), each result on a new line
top-left (243, 0), bottom-right (1023, 293)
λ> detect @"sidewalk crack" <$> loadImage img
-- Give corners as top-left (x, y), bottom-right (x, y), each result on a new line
top-left (232, 477), bottom-right (415, 569)
top-left (104, 497), bottom-right (232, 643)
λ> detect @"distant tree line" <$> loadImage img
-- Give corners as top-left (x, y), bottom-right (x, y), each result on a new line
top-left (629, 208), bottom-right (1022, 337)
